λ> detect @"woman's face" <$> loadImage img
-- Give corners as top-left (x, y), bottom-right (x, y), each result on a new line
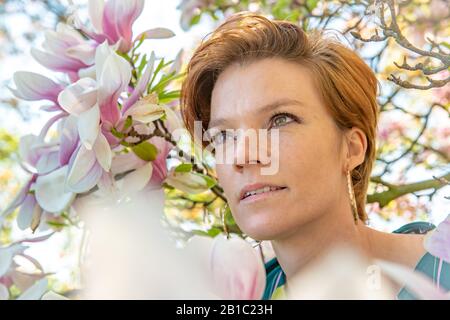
top-left (209, 57), bottom-right (352, 241)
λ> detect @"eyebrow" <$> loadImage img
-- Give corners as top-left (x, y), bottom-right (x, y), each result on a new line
top-left (208, 98), bottom-right (305, 129)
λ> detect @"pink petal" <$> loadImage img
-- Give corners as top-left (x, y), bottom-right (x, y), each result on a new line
top-left (102, 0), bottom-right (144, 52)
top-left (31, 47), bottom-right (87, 73)
top-left (11, 72), bottom-right (63, 103)
top-left (149, 136), bottom-right (172, 185)
top-left (209, 234), bottom-right (266, 300)
top-left (88, 0), bottom-right (105, 33)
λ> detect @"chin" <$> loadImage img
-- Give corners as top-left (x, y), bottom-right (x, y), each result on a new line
top-left (237, 218), bottom-right (285, 241)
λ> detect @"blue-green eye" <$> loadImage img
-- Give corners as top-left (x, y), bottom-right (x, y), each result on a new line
top-left (270, 112), bottom-right (297, 128)
top-left (212, 130), bottom-right (234, 146)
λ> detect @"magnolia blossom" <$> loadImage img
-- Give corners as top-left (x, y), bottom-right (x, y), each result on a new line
top-left (57, 42), bottom-right (130, 193)
top-left (209, 234), bottom-right (266, 300)
top-left (1, 133), bottom-right (76, 230)
top-left (73, 0), bottom-right (175, 54)
top-left (31, 23), bottom-right (94, 81)
top-left (0, 233), bottom-right (54, 300)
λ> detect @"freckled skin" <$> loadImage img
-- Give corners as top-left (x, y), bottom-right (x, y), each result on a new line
top-left (211, 57), bottom-right (349, 241)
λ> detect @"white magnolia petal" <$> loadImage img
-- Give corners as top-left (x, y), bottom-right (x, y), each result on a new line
top-left (424, 214), bottom-right (450, 264)
top-left (124, 102), bottom-right (165, 123)
top-left (66, 146), bottom-right (96, 187)
top-left (110, 152), bottom-right (146, 175)
top-left (78, 65), bottom-right (97, 80)
top-left (36, 151), bottom-right (60, 175)
top-left (95, 41), bottom-right (113, 80)
top-left (78, 104), bottom-right (100, 150)
top-left (65, 43), bottom-right (96, 65)
top-left (163, 105), bottom-right (184, 134)
top-left (57, 78), bottom-right (98, 115)
top-left (164, 171), bottom-right (208, 194)
top-left (210, 234), bottom-right (266, 300)
top-left (66, 146), bottom-right (103, 193)
top-left (136, 27), bottom-right (175, 40)
top-left (88, 0), bottom-right (105, 33)
top-left (120, 163), bottom-right (153, 194)
top-left (59, 115), bottom-right (80, 165)
top-left (17, 278), bottom-right (48, 300)
top-left (122, 51), bottom-right (155, 111)
top-left (11, 271), bottom-right (46, 293)
top-left (97, 171), bottom-right (118, 197)
top-left (19, 134), bottom-right (39, 169)
top-left (98, 50), bottom-right (131, 103)
top-left (0, 284), bottom-right (9, 300)
top-left (31, 47), bottom-right (84, 72)
top-left (11, 71), bottom-right (62, 102)
top-left (17, 194), bottom-right (42, 231)
top-left (0, 249), bottom-right (13, 277)
top-left (168, 49), bottom-right (183, 75)
top-left (0, 244), bottom-right (25, 277)
top-left (55, 23), bottom-right (85, 44)
top-left (93, 132), bottom-right (112, 171)
top-left (35, 166), bottom-right (76, 214)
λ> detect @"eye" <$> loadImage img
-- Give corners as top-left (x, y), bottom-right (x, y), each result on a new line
top-left (211, 130), bottom-right (234, 146)
top-left (269, 112), bottom-right (298, 128)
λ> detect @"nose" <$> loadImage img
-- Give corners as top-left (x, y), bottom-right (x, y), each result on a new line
top-left (233, 129), bottom-right (263, 170)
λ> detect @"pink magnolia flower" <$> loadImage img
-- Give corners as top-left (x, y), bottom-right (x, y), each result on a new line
top-left (72, 0), bottom-right (175, 54)
top-left (57, 42), bottom-right (131, 193)
top-left (10, 72), bottom-right (64, 105)
top-left (1, 133), bottom-right (76, 229)
top-left (209, 234), bottom-right (266, 300)
top-left (31, 23), bottom-right (94, 81)
top-left (0, 233), bottom-right (54, 300)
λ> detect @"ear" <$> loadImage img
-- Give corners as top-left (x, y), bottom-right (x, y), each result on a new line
top-left (343, 127), bottom-right (367, 173)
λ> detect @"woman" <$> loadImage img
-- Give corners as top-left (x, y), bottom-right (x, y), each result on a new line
top-left (179, 12), bottom-right (449, 299)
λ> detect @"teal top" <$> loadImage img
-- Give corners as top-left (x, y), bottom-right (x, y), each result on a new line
top-left (262, 221), bottom-right (450, 300)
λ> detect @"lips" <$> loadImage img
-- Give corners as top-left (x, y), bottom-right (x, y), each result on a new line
top-left (239, 183), bottom-right (287, 201)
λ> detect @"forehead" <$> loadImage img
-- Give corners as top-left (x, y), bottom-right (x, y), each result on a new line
top-left (210, 57), bottom-right (322, 126)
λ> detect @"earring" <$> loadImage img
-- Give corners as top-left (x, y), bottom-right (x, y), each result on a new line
top-left (347, 169), bottom-right (359, 225)
top-left (221, 203), bottom-right (230, 239)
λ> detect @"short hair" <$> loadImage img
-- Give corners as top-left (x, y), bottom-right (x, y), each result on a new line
top-left (180, 12), bottom-right (380, 222)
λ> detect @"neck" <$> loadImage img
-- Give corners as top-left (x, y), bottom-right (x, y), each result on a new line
top-left (270, 202), bottom-right (373, 282)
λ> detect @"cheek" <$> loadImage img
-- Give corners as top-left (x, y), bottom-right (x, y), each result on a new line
top-left (215, 163), bottom-right (233, 193)
top-left (278, 131), bottom-right (340, 190)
